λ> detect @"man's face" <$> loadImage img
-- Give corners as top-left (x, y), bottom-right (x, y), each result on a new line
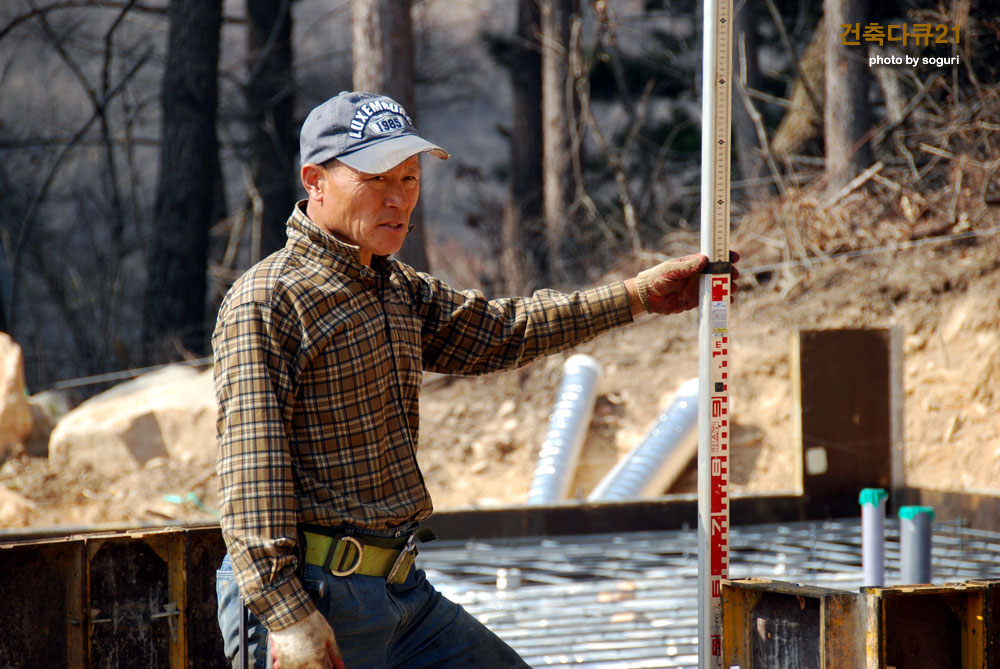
top-left (306, 156), bottom-right (421, 264)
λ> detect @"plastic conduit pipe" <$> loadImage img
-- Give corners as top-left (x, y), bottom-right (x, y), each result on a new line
top-left (588, 377), bottom-right (699, 502)
top-left (527, 355), bottom-right (604, 505)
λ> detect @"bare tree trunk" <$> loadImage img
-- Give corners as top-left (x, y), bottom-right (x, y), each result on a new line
top-left (143, 0), bottom-right (221, 361)
top-left (540, 0), bottom-right (578, 280)
top-left (247, 0), bottom-right (295, 257)
top-left (502, 0), bottom-right (546, 291)
top-left (770, 19), bottom-right (826, 164)
top-left (350, 0), bottom-right (430, 273)
top-left (732, 0), bottom-right (766, 198)
top-left (0, 288), bottom-right (8, 334)
top-left (824, 0), bottom-right (873, 194)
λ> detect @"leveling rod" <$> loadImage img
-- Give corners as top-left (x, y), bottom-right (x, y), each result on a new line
top-left (696, 0), bottom-right (732, 666)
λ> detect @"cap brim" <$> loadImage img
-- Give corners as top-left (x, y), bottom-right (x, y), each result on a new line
top-left (336, 134), bottom-right (449, 174)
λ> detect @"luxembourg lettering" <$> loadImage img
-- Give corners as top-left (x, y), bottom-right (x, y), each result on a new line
top-left (349, 100), bottom-right (412, 139)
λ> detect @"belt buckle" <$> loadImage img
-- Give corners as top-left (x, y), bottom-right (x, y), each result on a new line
top-left (386, 533), bottom-right (418, 584)
top-left (324, 535), bottom-right (364, 577)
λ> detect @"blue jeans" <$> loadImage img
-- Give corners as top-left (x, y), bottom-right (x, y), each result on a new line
top-left (216, 553), bottom-right (529, 668)
top-left (216, 554), bottom-right (270, 669)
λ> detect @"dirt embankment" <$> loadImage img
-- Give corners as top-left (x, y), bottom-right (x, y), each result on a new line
top-left (419, 220), bottom-right (1000, 510)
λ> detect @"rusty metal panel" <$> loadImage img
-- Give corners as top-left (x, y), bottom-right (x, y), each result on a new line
top-left (821, 590), bottom-right (879, 668)
top-left (869, 583), bottom-right (988, 669)
top-left (792, 328), bottom-right (896, 519)
top-left (0, 527), bottom-right (228, 668)
top-left (722, 577), bottom-right (764, 664)
top-left (753, 589), bottom-right (821, 667)
top-left (722, 578), bottom-right (867, 668)
top-left (185, 527), bottom-right (228, 668)
top-left (728, 580), bottom-right (992, 669)
top-left (0, 538), bottom-right (85, 667)
top-left (969, 580), bottom-right (1000, 669)
top-left (86, 531), bottom-right (185, 668)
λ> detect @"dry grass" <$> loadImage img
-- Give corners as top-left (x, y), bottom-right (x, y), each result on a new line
top-left (734, 80), bottom-right (1000, 284)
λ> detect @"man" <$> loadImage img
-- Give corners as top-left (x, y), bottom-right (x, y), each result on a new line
top-left (214, 90), bottom-right (737, 668)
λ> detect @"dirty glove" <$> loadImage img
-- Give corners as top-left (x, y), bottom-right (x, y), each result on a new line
top-left (270, 609), bottom-right (345, 669)
top-left (635, 253), bottom-right (707, 315)
top-left (634, 251), bottom-right (740, 315)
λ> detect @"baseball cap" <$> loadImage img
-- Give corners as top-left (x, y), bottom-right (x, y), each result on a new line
top-left (299, 91), bottom-right (449, 173)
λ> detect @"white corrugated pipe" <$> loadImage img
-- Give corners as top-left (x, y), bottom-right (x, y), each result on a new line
top-left (527, 354), bottom-right (604, 505)
top-left (587, 377), bottom-right (699, 502)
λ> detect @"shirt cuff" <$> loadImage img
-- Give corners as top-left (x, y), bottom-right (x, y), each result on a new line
top-left (246, 574), bottom-right (316, 631)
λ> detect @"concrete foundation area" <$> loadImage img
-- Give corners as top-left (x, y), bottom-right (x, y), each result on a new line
top-left (2, 326), bottom-right (998, 666)
top-left (3, 496), bottom-right (1000, 667)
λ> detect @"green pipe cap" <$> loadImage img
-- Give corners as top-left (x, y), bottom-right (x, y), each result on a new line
top-left (899, 505), bottom-right (935, 520)
top-left (858, 488), bottom-right (888, 506)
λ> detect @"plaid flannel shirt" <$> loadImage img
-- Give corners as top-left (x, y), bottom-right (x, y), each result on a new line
top-left (214, 202), bottom-right (633, 630)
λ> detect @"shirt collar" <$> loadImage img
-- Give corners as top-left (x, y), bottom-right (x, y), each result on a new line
top-left (285, 200), bottom-right (393, 276)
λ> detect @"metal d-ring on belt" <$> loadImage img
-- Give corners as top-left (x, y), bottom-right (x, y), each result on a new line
top-left (301, 527), bottom-right (437, 585)
top-left (327, 535), bottom-right (365, 576)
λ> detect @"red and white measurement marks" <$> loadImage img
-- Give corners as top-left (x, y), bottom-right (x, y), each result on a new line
top-left (700, 273), bottom-right (732, 664)
top-left (707, 274), bottom-right (731, 661)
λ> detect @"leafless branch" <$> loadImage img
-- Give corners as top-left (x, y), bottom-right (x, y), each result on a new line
top-left (0, 1), bottom-right (162, 42)
top-left (0, 1), bottom-right (245, 43)
top-left (9, 38), bottom-right (152, 316)
top-left (737, 33), bottom-right (786, 197)
top-left (568, 15), bottom-right (642, 255)
top-left (762, 0), bottom-right (822, 116)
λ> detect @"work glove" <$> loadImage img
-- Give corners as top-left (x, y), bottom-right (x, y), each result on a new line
top-left (635, 251), bottom-right (739, 315)
top-left (270, 609), bottom-right (345, 669)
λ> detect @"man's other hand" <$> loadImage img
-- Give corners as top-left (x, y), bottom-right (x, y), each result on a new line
top-left (270, 609), bottom-right (345, 669)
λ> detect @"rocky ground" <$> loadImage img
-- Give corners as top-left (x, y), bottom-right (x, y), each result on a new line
top-left (1, 180), bottom-right (998, 530)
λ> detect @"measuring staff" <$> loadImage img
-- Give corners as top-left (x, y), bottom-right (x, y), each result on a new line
top-left (697, 0), bottom-right (734, 665)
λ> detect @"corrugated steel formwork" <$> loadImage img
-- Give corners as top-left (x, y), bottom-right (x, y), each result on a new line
top-left (721, 578), bottom-right (876, 669)
top-left (723, 579), bottom-right (1000, 669)
top-left (87, 534), bottom-right (180, 666)
top-left (873, 583), bottom-right (989, 669)
top-left (0, 539), bottom-right (85, 668)
top-left (979, 580), bottom-right (1000, 667)
top-left (3, 515), bottom-right (1000, 667)
top-left (0, 527), bottom-right (227, 668)
top-left (186, 527), bottom-right (230, 667)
